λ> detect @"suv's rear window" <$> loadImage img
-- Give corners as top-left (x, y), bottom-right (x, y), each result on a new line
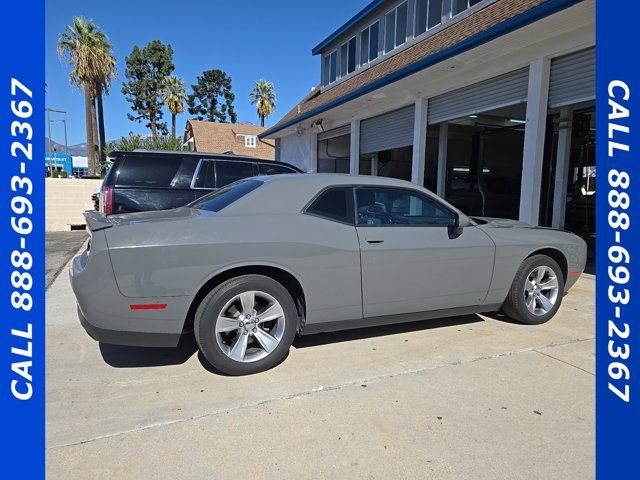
top-left (189, 179), bottom-right (263, 212)
top-left (111, 155), bottom-right (196, 188)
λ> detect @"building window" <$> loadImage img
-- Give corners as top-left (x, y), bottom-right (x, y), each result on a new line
top-left (452, 0), bottom-right (483, 16)
top-left (415, 0), bottom-right (443, 36)
top-left (325, 50), bottom-right (338, 84)
top-left (245, 135), bottom-right (257, 148)
top-left (340, 36), bottom-right (357, 77)
top-left (360, 21), bottom-right (380, 67)
top-left (384, 1), bottom-right (408, 54)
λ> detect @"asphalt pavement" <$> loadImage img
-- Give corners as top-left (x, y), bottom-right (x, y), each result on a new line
top-left (45, 231), bottom-right (88, 289)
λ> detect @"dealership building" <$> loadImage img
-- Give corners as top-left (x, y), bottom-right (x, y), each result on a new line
top-left (261, 0), bottom-right (595, 240)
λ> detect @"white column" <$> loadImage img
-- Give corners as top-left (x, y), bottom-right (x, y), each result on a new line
top-left (436, 123), bottom-right (448, 197)
top-left (309, 130), bottom-right (318, 173)
top-left (349, 119), bottom-right (360, 175)
top-left (552, 106), bottom-right (573, 228)
top-left (519, 57), bottom-right (551, 225)
top-left (371, 153), bottom-right (379, 176)
top-left (411, 97), bottom-right (428, 186)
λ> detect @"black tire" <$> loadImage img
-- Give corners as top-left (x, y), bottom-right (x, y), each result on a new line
top-left (194, 275), bottom-right (298, 375)
top-left (502, 255), bottom-right (565, 325)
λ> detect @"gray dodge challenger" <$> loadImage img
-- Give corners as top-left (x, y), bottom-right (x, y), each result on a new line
top-left (71, 174), bottom-right (587, 375)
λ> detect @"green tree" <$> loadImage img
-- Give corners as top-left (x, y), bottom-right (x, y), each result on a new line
top-left (122, 40), bottom-right (174, 137)
top-left (249, 79), bottom-right (276, 127)
top-left (106, 133), bottom-right (185, 155)
top-left (187, 70), bottom-right (237, 123)
top-left (162, 75), bottom-right (187, 138)
top-left (58, 17), bottom-right (116, 175)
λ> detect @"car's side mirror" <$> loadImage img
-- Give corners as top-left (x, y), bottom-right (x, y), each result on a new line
top-left (449, 213), bottom-right (470, 237)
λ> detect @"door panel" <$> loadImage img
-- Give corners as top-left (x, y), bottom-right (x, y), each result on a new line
top-left (357, 225), bottom-right (495, 317)
top-left (353, 185), bottom-right (495, 318)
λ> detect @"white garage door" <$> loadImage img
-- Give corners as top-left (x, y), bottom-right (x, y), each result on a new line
top-left (360, 105), bottom-right (415, 155)
top-left (548, 47), bottom-right (595, 108)
top-left (427, 67), bottom-right (529, 124)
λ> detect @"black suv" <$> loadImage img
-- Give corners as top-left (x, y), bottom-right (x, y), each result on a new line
top-left (101, 150), bottom-right (302, 215)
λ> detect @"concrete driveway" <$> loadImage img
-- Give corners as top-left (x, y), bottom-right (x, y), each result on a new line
top-left (46, 255), bottom-right (594, 480)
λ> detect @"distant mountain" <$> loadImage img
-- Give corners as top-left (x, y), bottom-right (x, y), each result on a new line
top-left (45, 137), bottom-right (87, 156)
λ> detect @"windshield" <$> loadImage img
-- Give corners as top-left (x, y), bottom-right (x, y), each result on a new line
top-left (189, 179), bottom-right (264, 212)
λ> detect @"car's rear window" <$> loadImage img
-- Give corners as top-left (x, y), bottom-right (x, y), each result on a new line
top-left (189, 179), bottom-right (263, 212)
top-left (109, 155), bottom-right (196, 188)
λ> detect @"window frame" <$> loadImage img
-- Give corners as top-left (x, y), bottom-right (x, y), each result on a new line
top-left (339, 35), bottom-right (357, 78)
top-left (302, 186), bottom-right (356, 226)
top-left (360, 20), bottom-right (380, 67)
top-left (321, 0), bottom-right (495, 91)
top-left (244, 135), bottom-right (257, 148)
top-left (191, 159), bottom-right (216, 190)
top-left (414, 0), bottom-right (444, 36)
top-left (384, 1), bottom-right (409, 54)
top-left (354, 185), bottom-right (458, 228)
top-left (325, 49), bottom-right (339, 85)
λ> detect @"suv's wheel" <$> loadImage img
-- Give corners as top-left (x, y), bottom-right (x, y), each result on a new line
top-left (502, 255), bottom-right (565, 325)
top-left (194, 275), bottom-right (298, 375)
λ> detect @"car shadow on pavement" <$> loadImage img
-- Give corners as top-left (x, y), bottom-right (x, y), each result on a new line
top-left (96, 314), bottom-right (496, 371)
top-left (293, 314), bottom-right (483, 349)
top-left (98, 334), bottom-right (198, 368)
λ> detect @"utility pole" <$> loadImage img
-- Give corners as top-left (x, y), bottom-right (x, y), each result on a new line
top-left (45, 108), bottom-right (67, 176)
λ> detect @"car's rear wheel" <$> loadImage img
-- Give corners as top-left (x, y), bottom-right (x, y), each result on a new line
top-left (194, 275), bottom-right (298, 375)
top-left (502, 255), bottom-right (565, 325)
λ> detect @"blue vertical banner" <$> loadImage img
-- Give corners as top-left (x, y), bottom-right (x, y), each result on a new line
top-left (596, 0), bottom-right (640, 477)
top-left (0, 0), bottom-right (45, 477)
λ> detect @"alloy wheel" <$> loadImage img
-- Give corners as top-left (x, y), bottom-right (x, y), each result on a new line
top-left (215, 290), bottom-right (286, 363)
top-left (523, 266), bottom-right (559, 316)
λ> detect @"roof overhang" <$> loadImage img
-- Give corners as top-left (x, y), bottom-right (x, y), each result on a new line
top-left (262, 0), bottom-right (585, 139)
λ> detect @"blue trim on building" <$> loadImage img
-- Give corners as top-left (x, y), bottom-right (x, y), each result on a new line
top-left (262, 0), bottom-right (584, 139)
top-left (312, 0), bottom-right (386, 55)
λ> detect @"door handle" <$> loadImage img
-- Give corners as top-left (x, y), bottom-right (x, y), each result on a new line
top-left (366, 238), bottom-right (384, 244)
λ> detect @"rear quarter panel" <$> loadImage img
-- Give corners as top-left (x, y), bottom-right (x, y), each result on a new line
top-left (104, 210), bottom-right (363, 324)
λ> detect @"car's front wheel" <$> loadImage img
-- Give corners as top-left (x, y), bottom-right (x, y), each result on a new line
top-left (194, 275), bottom-right (298, 375)
top-left (502, 254), bottom-right (565, 325)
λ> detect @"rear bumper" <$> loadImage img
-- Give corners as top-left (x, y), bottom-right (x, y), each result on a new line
top-left (76, 306), bottom-right (181, 347)
top-left (70, 244), bottom-right (193, 348)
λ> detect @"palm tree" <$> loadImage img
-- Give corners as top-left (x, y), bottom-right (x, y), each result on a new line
top-left (162, 75), bottom-right (187, 138)
top-left (58, 17), bottom-right (116, 175)
top-left (249, 79), bottom-right (276, 127)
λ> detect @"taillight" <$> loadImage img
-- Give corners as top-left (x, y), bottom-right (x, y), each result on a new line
top-left (102, 187), bottom-right (113, 215)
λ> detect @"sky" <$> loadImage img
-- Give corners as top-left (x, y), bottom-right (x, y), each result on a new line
top-left (46, 0), bottom-right (370, 146)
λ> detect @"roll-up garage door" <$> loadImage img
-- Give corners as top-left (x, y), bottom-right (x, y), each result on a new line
top-left (428, 67), bottom-right (529, 124)
top-left (317, 124), bottom-right (351, 141)
top-left (548, 47), bottom-right (595, 108)
top-left (360, 105), bottom-right (415, 154)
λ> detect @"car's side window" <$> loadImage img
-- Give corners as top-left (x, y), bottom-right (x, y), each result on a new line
top-left (260, 164), bottom-right (296, 175)
top-left (355, 187), bottom-right (456, 226)
top-left (216, 161), bottom-right (257, 188)
top-left (192, 160), bottom-right (216, 189)
top-left (306, 187), bottom-right (355, 225)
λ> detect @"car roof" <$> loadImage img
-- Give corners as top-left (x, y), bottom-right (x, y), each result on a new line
top-left (217, 173), bottom-right (470, 220)
top-left (255, 173), bottom-right (423, 190)
top-left (108, 149), bottom-right (302, 170)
